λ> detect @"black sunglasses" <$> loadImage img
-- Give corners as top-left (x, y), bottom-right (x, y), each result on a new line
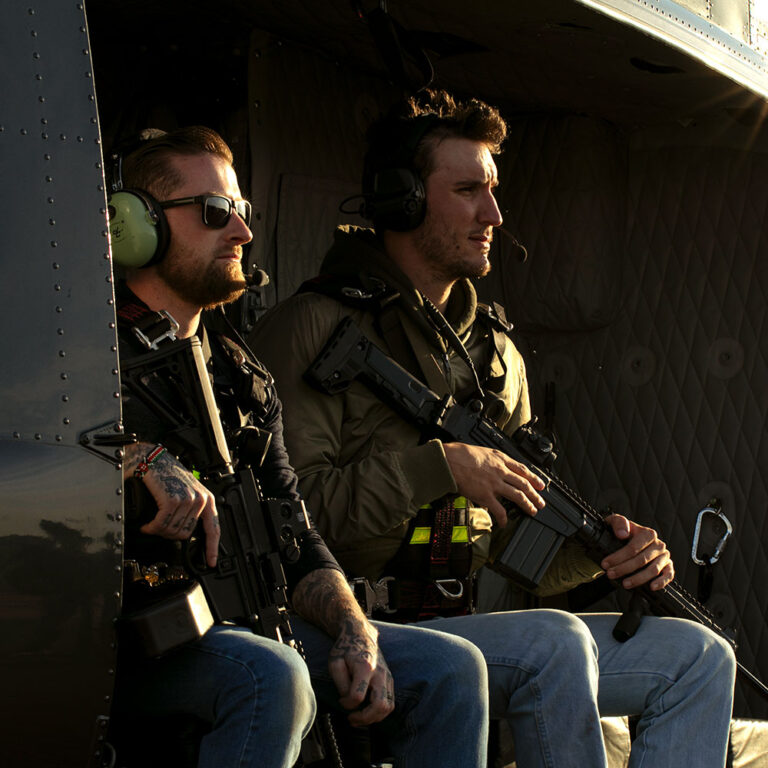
top-left (159, 194), bottom-right (252, 229)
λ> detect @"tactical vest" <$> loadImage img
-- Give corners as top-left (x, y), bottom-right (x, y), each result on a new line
top-left (297, 274), bottom-right (516, 620)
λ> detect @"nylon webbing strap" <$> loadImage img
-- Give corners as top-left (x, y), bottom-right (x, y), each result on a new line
top-left (430, 496), bottom-right (453, 574)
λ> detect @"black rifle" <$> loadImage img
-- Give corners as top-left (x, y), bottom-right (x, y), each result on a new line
top-left (306, 316), bottom-right (768, 701)
top-left (120, 334), bottom-right (342, 767)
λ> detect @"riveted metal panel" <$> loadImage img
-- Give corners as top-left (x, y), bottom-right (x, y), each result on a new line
top-left (0, 2), bottom-right (122, 766)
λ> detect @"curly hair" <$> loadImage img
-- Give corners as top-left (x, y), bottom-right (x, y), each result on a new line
top-left (364, 89), bottom-right (507, 184)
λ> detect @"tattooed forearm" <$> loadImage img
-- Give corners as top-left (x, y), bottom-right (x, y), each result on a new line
top-left (123, 444), bottom-right (189, 498)
top-left (292, 569), bottom-right (370, 638)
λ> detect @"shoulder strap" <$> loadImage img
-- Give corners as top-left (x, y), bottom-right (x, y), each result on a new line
top-left (297, 273), bottom-right (399, 311)
top-left (298, 273), bottom-right (425, 378)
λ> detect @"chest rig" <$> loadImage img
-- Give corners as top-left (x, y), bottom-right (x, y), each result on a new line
top-left (115, 295), bottom-right (275, 596)
top-left (299, 274), bottom-right (515, 621)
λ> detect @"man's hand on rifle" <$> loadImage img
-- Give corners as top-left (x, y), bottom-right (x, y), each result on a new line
top-left (600, 514), bottom-right (674, 591)
top-left (292, 568), bottom-right (396, 726)
top-left (443, 442), bottom-right (546, 526)
top-left (124, 442), bottom-right (221, 567)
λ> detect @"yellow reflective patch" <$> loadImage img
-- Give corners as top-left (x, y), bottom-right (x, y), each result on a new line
top-left (409, 527), bottom-right (432, 545)
top-left (451, 526), bottom-right (469, 543)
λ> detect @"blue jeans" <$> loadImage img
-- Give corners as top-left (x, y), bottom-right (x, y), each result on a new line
top-left (114, 619), bottom-right (489, 768)
top-left (417, 610), bottom-right (736, 768)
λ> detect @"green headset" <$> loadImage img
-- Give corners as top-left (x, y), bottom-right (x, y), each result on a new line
top-left (107, 139), bottom-right (171, 268)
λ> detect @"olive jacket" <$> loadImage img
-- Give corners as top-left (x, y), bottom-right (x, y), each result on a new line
top-left (249, 225), bottom-right (602, 592)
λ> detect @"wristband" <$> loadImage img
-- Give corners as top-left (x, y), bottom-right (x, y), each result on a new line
top-left (134, 445), bottom-right (167, 479)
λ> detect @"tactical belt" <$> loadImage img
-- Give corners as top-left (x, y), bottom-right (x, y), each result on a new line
top-left (351, 495), bottom-right (476, 622)
top-left (350, 574), bottom-right (475, 623)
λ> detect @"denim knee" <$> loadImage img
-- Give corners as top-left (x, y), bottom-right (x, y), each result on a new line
top-left (678, 620), bottom-right (737, 688)
top-left (529, 610), bottom-right (599, 669)
top-left (430, 632), bottom-right (489, 692)
top-left (218, 637), bottom-right (316, 734)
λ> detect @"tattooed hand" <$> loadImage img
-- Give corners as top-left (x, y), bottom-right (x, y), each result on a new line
top-left (124, 442), bottom-right (220, 566)
top-left (292, 569), bottom-right (396, 725)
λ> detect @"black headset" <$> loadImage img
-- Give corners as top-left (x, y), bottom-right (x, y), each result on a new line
top-left (361, 114), bottom-right (440, 232)
top-left (106, 134), bottom-right (171, 268)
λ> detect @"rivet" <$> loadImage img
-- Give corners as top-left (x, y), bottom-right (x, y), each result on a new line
top-left (50, 241), bottom-right (57, 247)
top-left (52, 262), bottom-right (59, 268)
top-left (20, 128), bottom-right (28, 136)
top-left (55, 306), bottom-right (63, 312)
top-left (58, 350), bottom-right (65, 357)
top-left (57, 329), bottom-right (64, 335)
top-left (60, 372), bottom-right (68, 380)
top-left (112, 391), bottom-right (120, 398)
top-left (34, 433), bottom-right (41, 440)
top-left (55, 435), bottom-right (62, 442)
top-left (63, 418), bottom-right (70, 426)
top-left (12, 432), bottom-right (20, 439)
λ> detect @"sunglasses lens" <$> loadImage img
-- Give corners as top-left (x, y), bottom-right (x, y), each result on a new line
top-left (204, 196), bottom-right (232, 228)
top-left (236, 200), bottom-right (252, 227)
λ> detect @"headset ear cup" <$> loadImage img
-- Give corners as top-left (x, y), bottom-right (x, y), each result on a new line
top-left (368, 168), bottom-right (426, 232)
top-left (107, 190), bottom-right (170, 267)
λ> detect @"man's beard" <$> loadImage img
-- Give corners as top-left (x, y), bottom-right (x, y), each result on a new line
top-left (157, 251), bottom-right (247, 309)
top-left (415, 219), bottom-right (492, 283)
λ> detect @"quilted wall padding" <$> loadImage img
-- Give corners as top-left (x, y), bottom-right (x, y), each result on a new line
top-left (492, 115), bottom-right (626, 332)
top-left (485, 115), bottom-right (768, 718)
top-left (247, 29), bottom-right (397, 305)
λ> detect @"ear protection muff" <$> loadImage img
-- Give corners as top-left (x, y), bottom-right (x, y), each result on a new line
top-left (364, 167), bottom-right (426, 232)
top-left (107, 188), bottom-right (171, 268)
top-left (362, 114), bottom-right (440, 232)
top-left (106, 130), bottom-right (172, 268)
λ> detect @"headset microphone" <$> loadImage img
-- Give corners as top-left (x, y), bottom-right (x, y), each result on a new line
top-left (498, 227), bottom-right (528, 263)
top-left (245, 268), bottom-right (270, 288)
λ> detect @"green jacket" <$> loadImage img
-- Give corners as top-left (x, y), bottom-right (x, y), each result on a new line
top-left (249, 226), bottom-right (602, 592)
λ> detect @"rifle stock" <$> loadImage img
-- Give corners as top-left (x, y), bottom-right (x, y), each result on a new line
top-left (306, 316), bottom-right (768, 701)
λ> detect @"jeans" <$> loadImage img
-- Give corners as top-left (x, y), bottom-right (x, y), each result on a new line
top-left (417, 610), bottom-right (736, 768)
top-left (114, 618), bottom-right (489, 768)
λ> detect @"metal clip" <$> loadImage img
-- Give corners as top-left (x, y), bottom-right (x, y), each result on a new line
top-left (349, 576), bottom-right (396, 615)
top-left (132, 310), bottom-right (180, 350)
top-left (340, 286), bottom-right (373, 300)
top-left (435, 578), bottom-right (464, 600)
top-left (691, 498), bottom-right (733, 566)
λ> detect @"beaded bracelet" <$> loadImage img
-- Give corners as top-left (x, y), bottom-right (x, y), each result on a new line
top-left (134, 444), bottom-right (167, 479)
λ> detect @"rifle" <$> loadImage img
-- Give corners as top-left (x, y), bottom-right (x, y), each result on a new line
top-left (120, 331), bottom-right (342, 767)
top-left (306, 316), bottom-right (768, 701)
